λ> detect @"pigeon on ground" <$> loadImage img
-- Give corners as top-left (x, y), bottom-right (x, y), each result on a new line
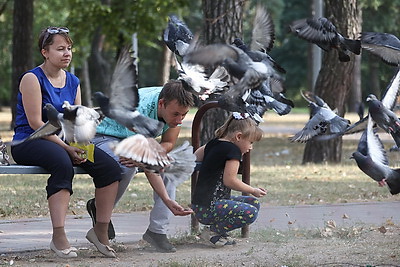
top-left (12, 101), bottom-right (101, 145)
top-left (163, 14), bottom-right (194, 57)
top-left (361, 32), bottom-right (400, 66)
top-left (93, 46), bottom-right (164, 138)
top-left (289, 91), bottom-right (350, 142)
top-left (289, 17), bottom-right (361, 62)
top-left (351, 116), bottom-right (400, 195)
top-left (111, 135), bottom-right (196, 180)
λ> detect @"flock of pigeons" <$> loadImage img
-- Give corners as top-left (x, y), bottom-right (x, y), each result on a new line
top-left (287, 17), bottom-right (400, 195)
top-left (9, 5), bottom-right (400, 193)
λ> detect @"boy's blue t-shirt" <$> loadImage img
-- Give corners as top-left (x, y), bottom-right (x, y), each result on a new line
top-left (96, 86), bottom-right (169, 138)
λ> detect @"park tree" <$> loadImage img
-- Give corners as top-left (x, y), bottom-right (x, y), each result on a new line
top-left (200, 0), bottom-right (245, 145)
top-left (302, 0), bottom-right (361, 163)
top-left (11, 0), bottom-right (34, 128)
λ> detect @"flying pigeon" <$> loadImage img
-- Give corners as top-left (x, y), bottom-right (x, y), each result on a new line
top-left (361, 32), bottom-right (400, 66)
top-left (232, 5), bottom-right (286, 75)
top-left (176, 61), bottom-right (230, 100)
top-left (12, 101), bottom-right (101, 145)
top-left (184, 43), bottom-right (281, 115)
top-left (162, 16), bottom-right (230, 100)
top-left (93, 46), bottom-right (164, 138)
top-left (366, 93), bottom-right (400, 147)
top-left (351, 116), bottom-right (400, 195)
top-left (289, 17), bottom-right (361, 62)
top-left (163, 14), bottom-right (194, 57)
top-left (163, 141), bottom-right (197, 186)
top-left (289, 91), bottom-right (350, 142)
top-left (326, 68), bottom-right (400, 140)
top-left (110, 134), bottom-right (196, 180)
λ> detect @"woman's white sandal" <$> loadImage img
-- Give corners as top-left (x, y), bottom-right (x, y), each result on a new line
top-left (86, 228), bottom-right (116, 258)
top-left (50, 241), bottom-right (78, 258)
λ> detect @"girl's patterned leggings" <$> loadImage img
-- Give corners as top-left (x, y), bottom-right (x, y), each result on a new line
top-left (192, 195), bottom-right (260, 235)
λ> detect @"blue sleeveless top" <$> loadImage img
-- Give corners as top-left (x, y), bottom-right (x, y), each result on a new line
top-left (96, 86), bottom-right (169, 138)
top-left (13, 66), bottom-right (80, 141)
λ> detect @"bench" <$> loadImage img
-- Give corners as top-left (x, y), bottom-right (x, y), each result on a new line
top-left (0, 165), bottom-right (87, 174)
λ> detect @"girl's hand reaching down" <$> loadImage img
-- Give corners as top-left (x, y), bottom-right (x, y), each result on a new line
top-left (252, 187), bottom-right (267, 197)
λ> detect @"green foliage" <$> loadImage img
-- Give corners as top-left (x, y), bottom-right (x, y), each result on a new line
top-left (0, 0), bottom-right (12, 104)
top-left (3, 0), bottom-right (400, 106)
top-left (360, 0), bottom-right (400, 98)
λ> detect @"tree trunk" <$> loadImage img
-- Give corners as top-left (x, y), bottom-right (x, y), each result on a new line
top-left (82, 59), bottom-right (93, 107)
top-left (11, 0), bottom-right (33, 129)
top-left (88, 28), bottom-right (111, 95)
top-left (200, 0), bottom-right (245, 145)
top-left (303, 0), bottom-right (361, 163)
top-left (347, 54), bottom-right (362, 117)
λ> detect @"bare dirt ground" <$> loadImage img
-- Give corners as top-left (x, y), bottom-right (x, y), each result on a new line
top-left (2, 223), bottom-right (400, 267)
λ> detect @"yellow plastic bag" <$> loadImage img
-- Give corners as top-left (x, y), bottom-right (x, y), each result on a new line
top-left (70, 143), bottom-right (95, 163)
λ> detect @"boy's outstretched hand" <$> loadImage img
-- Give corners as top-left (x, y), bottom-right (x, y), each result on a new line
top-left (164, 199), bottom-right (193, 216)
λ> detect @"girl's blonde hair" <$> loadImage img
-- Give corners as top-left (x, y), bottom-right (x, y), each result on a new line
top-left (215, 114), bottom-right (263, 142)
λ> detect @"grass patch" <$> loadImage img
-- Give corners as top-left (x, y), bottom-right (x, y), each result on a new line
top-left (1, 108), bottom-right (400, 219)
top-left (1, 135), bottom-right (399, 219)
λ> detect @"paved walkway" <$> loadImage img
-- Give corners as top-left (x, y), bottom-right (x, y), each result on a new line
top-left (1, 201), bottom-right (399, 254)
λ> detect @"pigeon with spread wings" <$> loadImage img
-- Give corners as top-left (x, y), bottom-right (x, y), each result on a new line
top-left (111, 134), bottom-right (196, 185)
top-left (366, 93), bottom-right (400, 148)
top-left (162, 15), bottom-right (230, 100)
top-left (289, 17), bottom-right (361, 62)
top-left (93, 46), bottom-right (164, 138)
top-left (351, 116), bottom-right (400, 195)
top-left (289, 91), bottom-right (350, 143)
top-left (231, 5), bottom-right (292, 117)
top-left (12, 101), bottom-right (101, 145)
top-left (361, 32), bottom-right (400, 66)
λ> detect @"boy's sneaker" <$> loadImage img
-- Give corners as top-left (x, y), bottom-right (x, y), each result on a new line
top-left (142, 229), bottom-right (176, 253)
top-left (86, 198), bottom-right (116, 240)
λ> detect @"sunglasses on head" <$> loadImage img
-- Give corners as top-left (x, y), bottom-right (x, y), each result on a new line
top-left (41, 27), bottom-right (70, 49)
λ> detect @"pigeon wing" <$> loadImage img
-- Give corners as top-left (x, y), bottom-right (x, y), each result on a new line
top-left (361, 32), bottom-right (400, 66)
top-left (380, 68), bottom-right (400, 111)
top-left (111, 134), bottom-right (173, 172)
top-left (163, 141), bottom-right (196, 186)
top-left (250, 4), bottom-right (275, 52)
top-left (109, 46), bottom-right (139, 112)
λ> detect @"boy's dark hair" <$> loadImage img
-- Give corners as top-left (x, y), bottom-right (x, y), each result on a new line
top-left (159, 80), bottom-right (194, 107)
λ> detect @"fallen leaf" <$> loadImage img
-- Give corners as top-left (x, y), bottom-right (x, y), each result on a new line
top-left (378, 226), bottom-right (387, 233)
top-left (386, 218), bottom-right (394, 226)
top-left (326, 220), bottom-right (336, 229)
